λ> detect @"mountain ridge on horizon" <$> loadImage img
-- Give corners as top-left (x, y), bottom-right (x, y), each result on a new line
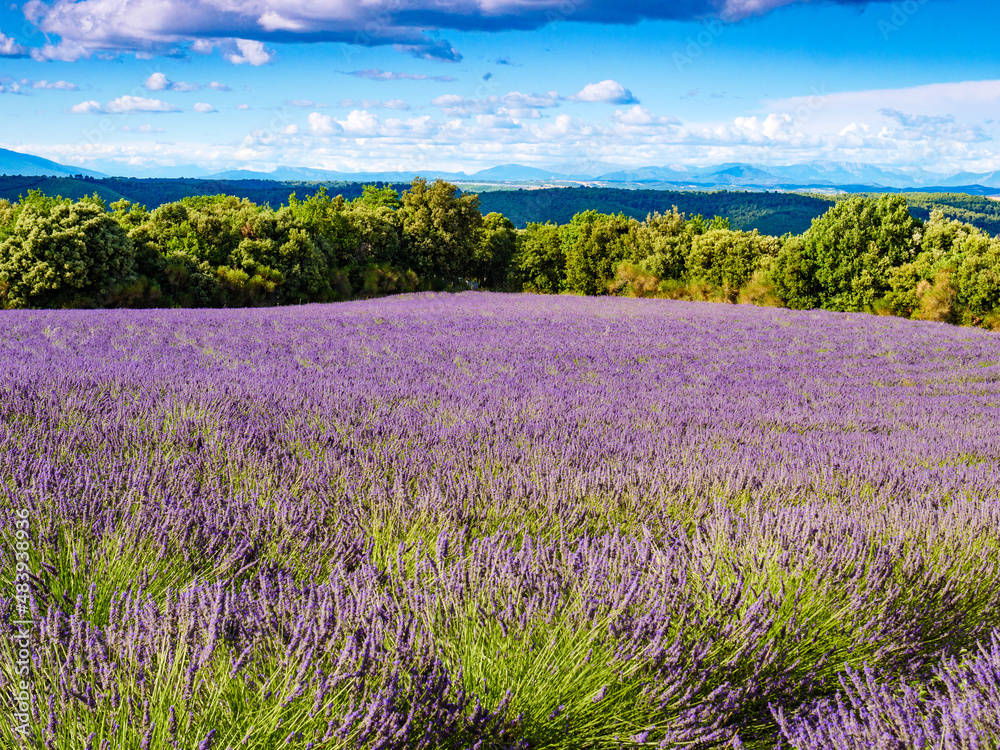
top-left (2, 146), bottom-right (1000, 193)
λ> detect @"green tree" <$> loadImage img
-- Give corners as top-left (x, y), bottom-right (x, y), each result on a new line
top-left (563, 211), bottom-right (637, 296)
top-left (631, 208), bottom-right (692, 281)
top-left (510, 222), bottom-right (565, 294)
top-left (768, 234), bottom-right (822, 310)
top-left (954, 232), bottom-right (1000, 323)
top-left (400, 178), bottom-right (483, 280)
top-left (883, 211), bottom-right (981, 320)
top-left (687, 228), bottom-right (780, 293)
top-left (474, 213), bottom-right (517, 289)
top-left (343, 201), bottom-right (403, 269)
top-left (0, 193), bottom-right (134, 308)
top-left (801, 194), bottom-right (920, 311)
top-left (356, 184), bottom-right (402, 210)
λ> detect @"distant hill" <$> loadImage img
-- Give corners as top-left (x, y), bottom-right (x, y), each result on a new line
top-left (0, 175), bottom-right (407, 209)
top-left (0, 147), bottom-right (106, 178)
top-left (476, 187), bottom-right (836, 235)
top-left (2, 175), bottom-right (998, 238)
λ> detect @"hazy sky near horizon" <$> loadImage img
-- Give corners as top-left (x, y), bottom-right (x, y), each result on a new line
top-left (1, 0), bottom-right (999, 176)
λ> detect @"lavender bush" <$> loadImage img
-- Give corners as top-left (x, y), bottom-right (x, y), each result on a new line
top-left (1, 292), bottom-right (999, 749)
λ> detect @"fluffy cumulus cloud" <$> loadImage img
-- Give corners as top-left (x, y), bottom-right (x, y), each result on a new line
top-left (193, 102), bottom-right (217, 112)
top-left (145, 72), bottom-right (200, 92)
top-left (612, 105), bottom-right (681, 128)
top-left (15, 0), bottom-right (907, 64)
top-left (878, 107), bottom-right (991, 143)
top-left (0, 29), bottom-right (28, 57)
top-left (571, 80), bottom-right (638, 105)
top-left (107, 95), bottom-right (180, 113)
top-left (307, 112), bottom-right (338, 135)
top-left (224, 39), bottom-right (274, 66)
top-left (66, 100), bottom-right (103, 113)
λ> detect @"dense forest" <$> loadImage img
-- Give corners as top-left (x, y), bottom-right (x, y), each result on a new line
top-left (1, 179), bottom-right (999, 330)
top-left (4, 175), bottom-right (1000, 237)
top-left (479, 186), bottom-right (835, 235)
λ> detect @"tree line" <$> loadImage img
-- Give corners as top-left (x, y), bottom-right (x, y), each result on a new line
top-left (1, 181), bottom-right (999, 330)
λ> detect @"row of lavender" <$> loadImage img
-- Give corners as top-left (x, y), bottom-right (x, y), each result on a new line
top-left (1, 292), bottom-right (999, 749)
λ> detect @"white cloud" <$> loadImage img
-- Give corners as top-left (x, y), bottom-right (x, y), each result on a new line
top-left (24, 78), bottom-right (78, 90)
top-left (145, 72), bottom-right (201, 92)
top-left (432, 90), bottom-right (560, 119)
top-left (69, 96), bottom-right (180, 114)
top-left (612, 105), bottom-right (680, 128)
top-left (287, 99), bottom-right (327, 109)
top-left (0, 29), bottom-right (27, 57)
top-left (432, 94), bottom-right (493, 117)
top-left (236, 103), bottom-right (250, 110)
top-left (307, 112), bottom-right (338, 135)
top-left (571, 80), bottom-right (638, 105)
top-left (107, 95), bottom-right (179, 113)
top-left (193, 102), bottom-right (216, 113)
top-left (346, 69), bottom-right (456, 83)
top-left (26, 75), bottom-right (1000, 179)
top-left (225, 39), bottom-right (274, 66)
top-left (340, 109), bottom-right (380, 135)
top-left (767, 80), bottom-right (1000, 132)
top-left (120, 123), bottom-right (164, 133)
top-left (476, 113), bottom-right (519, 129)
top-left (338, 98), bottom-right (411, 111)
top-left (66, 100), bottom-right (103, 113)
top-left (206, 81), bottom-right (231, 91)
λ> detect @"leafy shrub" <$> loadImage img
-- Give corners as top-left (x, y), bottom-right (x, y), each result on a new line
top-left (687, 228), bottom-right (780, 300)
top-left (509, 222), bottom-right (565, 294)
top-left (767, 234), bottom-right (822, 310)
top-left (563, 211), bottom-right (638, 295)
top-left (0, 192), bottom-right (133, 309)
top-left (800, 194), bottom-right (920, 312)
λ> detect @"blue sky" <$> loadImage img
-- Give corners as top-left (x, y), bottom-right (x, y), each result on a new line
top-left (1, 0), bottom-right (999, 176)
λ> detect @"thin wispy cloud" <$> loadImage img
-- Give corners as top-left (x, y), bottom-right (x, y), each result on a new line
top-left (120, 123), bottom-right (164, 133)
top-left (66, 95), bottom-right (180, 114)
top-left (345, 69), bottom-right (457, 83)
top-left (338, 98), bottom-right (411, 110)
top-left (26, 79), bottom-right (79, 90)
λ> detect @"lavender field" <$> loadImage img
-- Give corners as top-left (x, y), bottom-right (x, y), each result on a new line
top-left (2, 292), bottom-right (1000, 749)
